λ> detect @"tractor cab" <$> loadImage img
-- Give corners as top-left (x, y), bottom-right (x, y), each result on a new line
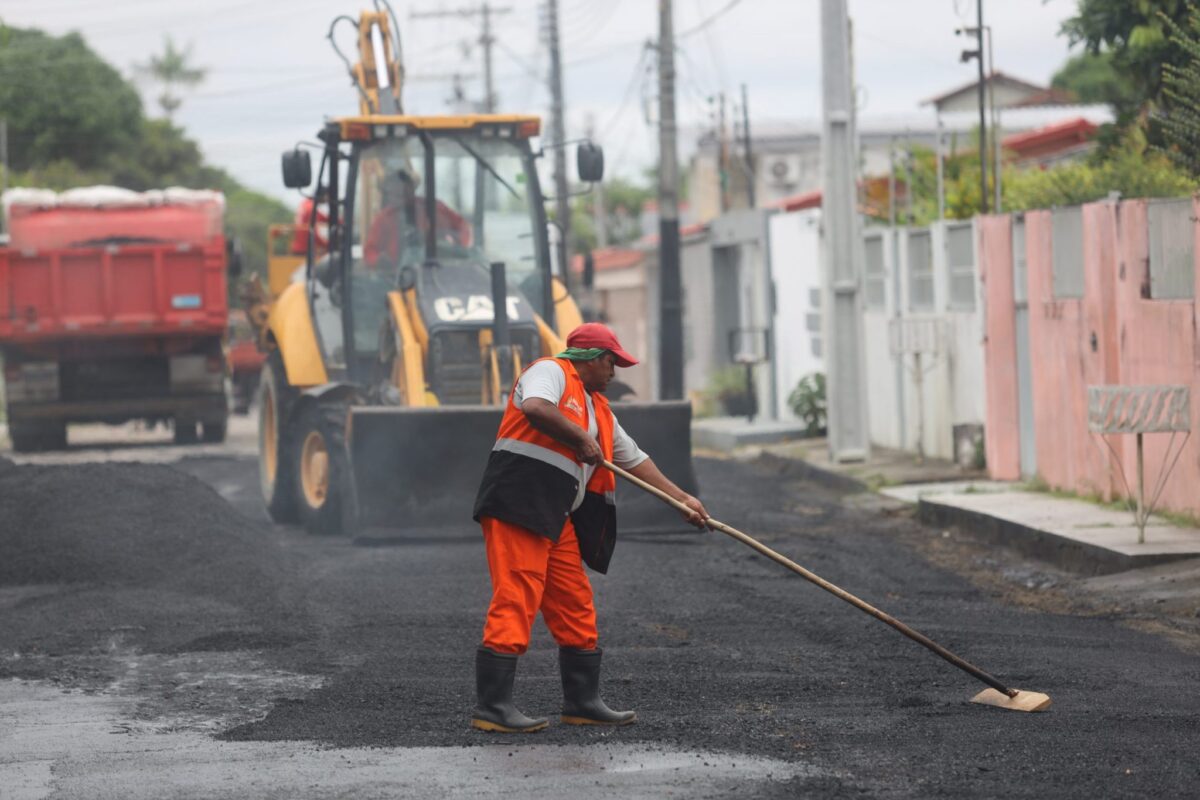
top-left (283, 115), bottom-right (592, 395)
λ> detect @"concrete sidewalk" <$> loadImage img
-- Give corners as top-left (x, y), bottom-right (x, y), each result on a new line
top-left (884, 482), bottom-right (1200, 575)
top-left (763, 438), bottom-right (1200, 577)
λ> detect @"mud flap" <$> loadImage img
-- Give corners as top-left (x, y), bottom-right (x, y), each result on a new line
top-left (349, 401), bottom-right (698, 535)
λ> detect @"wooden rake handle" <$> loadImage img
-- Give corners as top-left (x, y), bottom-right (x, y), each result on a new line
top-left (602, 459), bottom-right (1018, 699)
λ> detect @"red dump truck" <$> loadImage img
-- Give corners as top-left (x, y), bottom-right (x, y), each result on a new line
top-left (0, 187), bottom-right (235, 451)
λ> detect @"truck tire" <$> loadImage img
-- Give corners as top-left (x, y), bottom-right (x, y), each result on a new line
top-left (9, 421), bottom-right (67, 452)
top-left (292, 402), bottom-right (352, 536)
top-left (259, 351), bottom-right (299, 523)
top-left (202, 418), bottom-right (227, 443)
top-left (174, 421), bottom-right (199, 445)
top-left (43, 422), bottom-right (68, 450)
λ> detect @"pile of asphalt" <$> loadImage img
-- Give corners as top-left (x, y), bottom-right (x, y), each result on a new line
top-left (0, 457), bottom-right (302, 665)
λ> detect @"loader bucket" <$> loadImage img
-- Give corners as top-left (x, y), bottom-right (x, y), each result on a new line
top-left (348, 401), bottom-right (698, 535)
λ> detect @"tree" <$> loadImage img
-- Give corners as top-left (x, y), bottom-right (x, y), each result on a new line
top-left (1156, 4), bottom-right (1200, 176)
top-left (0, 27), bottom-right (143, 171)
top-left (1, 25), bottom-right (289, 286)
top-left (863, 129), bottom-right (1195, 226)
top-left (1060, 0), bottom-right (1192, 117)
top-left (563, 174), bottom-right (658, 256)
top-left (1003, 128), bottom-right (1195, 210)
top-left (1051, 51), bottom-right (1137, 108)
top-left (135, 36), bottom-right (206, 119)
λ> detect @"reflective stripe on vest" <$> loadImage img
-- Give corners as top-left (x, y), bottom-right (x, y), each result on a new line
top-left (493, 436), bottom-right (583, 480)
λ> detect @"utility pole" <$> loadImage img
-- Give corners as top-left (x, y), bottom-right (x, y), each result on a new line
top-left (545, 0), bottom-right (572, 292)
top-left (986, 25), bottom-right (1000, 212)
top-left (974, 0), bottom-right (988, 213)
top-left (741, 83), bottom-right (755, 208)
top-left (411, 3), bottom-right (511, 112)
top-left (821, 0), bottom-right (869, 461)
top-left (717, 91), bottom-right (728, 213)
top-left (657, 0), bottom-right (683, 401)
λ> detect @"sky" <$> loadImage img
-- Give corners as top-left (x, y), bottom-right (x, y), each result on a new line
top-left (2, 0), bottom-right (1083, 203)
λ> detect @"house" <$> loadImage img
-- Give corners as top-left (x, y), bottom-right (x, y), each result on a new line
top-left (1002, 117), bottom-right (1099, 168)
top-left (921, 71), bottom-right (1076, 114)
top-left (686, 70), bottom-right (1109, 224)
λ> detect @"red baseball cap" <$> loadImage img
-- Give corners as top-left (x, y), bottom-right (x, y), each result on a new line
top-left (566, 322), bottom-right (639, 367)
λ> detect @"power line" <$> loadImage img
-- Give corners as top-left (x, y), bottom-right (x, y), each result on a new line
top-left (678, 0), bottom-right (747, 39)
top-left (598, 44), bottom-right (654, 140)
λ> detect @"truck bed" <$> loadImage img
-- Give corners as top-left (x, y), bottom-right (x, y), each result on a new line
top-left (0, 240), bottom-right (228, 343)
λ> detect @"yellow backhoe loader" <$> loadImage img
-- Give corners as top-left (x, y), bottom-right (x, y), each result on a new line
top-left (252, 3), bottom-right (696, 536)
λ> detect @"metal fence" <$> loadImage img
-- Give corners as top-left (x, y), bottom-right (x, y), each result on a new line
top-left (1147, 198), bottom-right (1195, 300)
top-left (863, 231), bottom-right (887, 310)
top-left (1051, 206), bottom-right (1084, 299)
top-left (907, 228), bottom-right (935, 311)
top-left (945, 221), bottom-right (976, 310)
top-left (1012, 217), bottom-right (1028, 305)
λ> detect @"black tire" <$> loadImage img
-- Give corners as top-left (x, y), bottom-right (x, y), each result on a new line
top-left (258, 351), bottom-right (299, 523)
top-left (11, 420), bottom-right (68, 452)
top-left (43, 422), bottom-right (67, 450)
top-left (201, 418), bottom-right (227, 443)
top-left (291, 402), bottom-right (353, 536)
top-left (174, 421), bottom-right (199, 445)
top-left (8, 423), bottom-right (39, 453)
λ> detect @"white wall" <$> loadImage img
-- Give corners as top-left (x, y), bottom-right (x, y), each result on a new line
top-left (861, 221), bottom-right (987, 460)
top-left (768, 209), bottom-right (824, 421)
top-left (862, 228), bottom-right (904, 449)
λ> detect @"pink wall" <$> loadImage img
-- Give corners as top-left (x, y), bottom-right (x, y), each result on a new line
top-left (1025, 209), bottom-right (1109, 495)
top-left (980, 197), bottom-right (1200, 516)
top-left (978, 215), bottom-right (1020, 480)
top-left (1108, 200), bottom-right (1198, 514)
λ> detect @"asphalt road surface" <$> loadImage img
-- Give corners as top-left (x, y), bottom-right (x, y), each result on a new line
top-left (2, 419), bottom-right (1198, 798)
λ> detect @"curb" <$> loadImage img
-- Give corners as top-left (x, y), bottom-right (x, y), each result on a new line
top-left (756, 450), bottom-right (1189, 577)
top-left (917, 496), bottom-right (1188, 577)
top-left (754, 451), bottom-right (871, 495)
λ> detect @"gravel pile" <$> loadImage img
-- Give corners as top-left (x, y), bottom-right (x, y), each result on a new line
top-left (0, 458), bottom-right (299, 659)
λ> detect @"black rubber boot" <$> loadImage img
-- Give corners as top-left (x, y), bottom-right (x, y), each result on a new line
top-left (559, 647), bottom-right (637, 726)
top-left (472, 647), bottom-right (549, 733)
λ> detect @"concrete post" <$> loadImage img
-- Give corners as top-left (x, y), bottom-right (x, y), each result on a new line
top-left (820, 0), bottom-right (869, 460)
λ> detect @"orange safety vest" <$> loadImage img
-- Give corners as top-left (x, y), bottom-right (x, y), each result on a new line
top-left (473, 357), bottom-right (620, 573)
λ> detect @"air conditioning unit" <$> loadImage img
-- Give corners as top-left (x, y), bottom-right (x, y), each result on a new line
top-left (764, 155), bottom-right (801, 188)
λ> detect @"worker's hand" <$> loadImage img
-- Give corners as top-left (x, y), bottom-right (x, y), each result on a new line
top-left (676, 493), bottom-right (710, 529)
top-left (574, 435), bottom-right (603, 466)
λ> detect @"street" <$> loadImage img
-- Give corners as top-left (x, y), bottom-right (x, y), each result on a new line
top-left (2, 419), bottom-right (1198, 798)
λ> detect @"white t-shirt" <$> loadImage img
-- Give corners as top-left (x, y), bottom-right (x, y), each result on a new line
top-left (514, 359), bottom-right (648, 511)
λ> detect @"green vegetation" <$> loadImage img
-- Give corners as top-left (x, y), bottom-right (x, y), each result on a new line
top-left (1004, 128), bottom-right (1196, 208)
top-left (694, 366), bottom-right (754, 419)
top-left (565, 172), bottom-right (657, 255)
top-left (135, 36), bottom-right (207, 119)
top-left (0, 24), bottom-right (290, 286)
top-left (874, 127), bottom-right (1196, 227)
top-left (1020, 474), bottom-right (1200, 529)
top-left (787, 372), bottom-right (827, 438)
top-left (1052, 51), bottom-right (1139, 108)
top-left (1157, 5), bottom-right (1200, 176)
top-left (1059, 0), bottom-right (1193, 118)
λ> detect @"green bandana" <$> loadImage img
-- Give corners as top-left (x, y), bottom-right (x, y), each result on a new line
top-left (556, 347), bottom-right (608, 361)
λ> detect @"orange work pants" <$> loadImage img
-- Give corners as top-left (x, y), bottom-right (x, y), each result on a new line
top-left (480, 515), bottom-right (598, 655)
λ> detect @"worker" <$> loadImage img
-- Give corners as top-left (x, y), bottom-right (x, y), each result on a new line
top-left (471, 322), bottom-right (708, 733)
top-left (364, 169), bottom-right (472, 269)
top-left (289, 187), bottom-right (329, 256)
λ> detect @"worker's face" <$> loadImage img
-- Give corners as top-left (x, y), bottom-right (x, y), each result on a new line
top-left (576, 352), bottom-right (617, 393)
